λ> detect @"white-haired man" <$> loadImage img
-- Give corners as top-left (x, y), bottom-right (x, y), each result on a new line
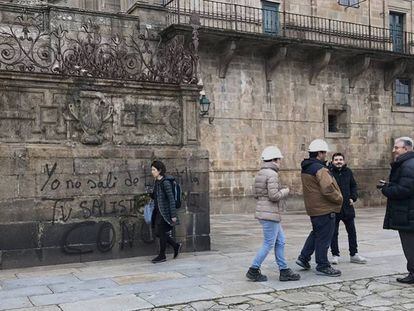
top-left (379, 137), bottom-right (414, 284)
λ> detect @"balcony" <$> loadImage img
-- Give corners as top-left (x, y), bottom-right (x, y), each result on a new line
top-left (163, 0), bottom-right (414, 56)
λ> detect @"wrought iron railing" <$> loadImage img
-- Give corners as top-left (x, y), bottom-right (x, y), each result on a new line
top-left (0, 5), bottom-right (199, 84)
top-left (164, 0), bottom-right (414, 55)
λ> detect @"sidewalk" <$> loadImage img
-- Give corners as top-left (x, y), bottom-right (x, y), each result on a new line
top-left (0, 208), bottom-right (408, 311)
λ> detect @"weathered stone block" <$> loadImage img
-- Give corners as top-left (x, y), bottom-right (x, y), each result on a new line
top-left (0, 223), bottom-right (39, 250)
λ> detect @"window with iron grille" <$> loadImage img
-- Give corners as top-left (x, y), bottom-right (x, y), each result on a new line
top-left (394, 79), bottom-right (411, 107)
top-left (338, 0), bottom-right (360, 8)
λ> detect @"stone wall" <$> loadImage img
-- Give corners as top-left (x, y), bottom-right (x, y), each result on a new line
top-left (0, 3), bottom-right (209, 268)
top-left (0, 72), bottom-right (210, 269)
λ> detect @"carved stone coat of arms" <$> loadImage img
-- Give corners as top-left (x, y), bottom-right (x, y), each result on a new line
top-left (69, 93), bottom-right (114, 145)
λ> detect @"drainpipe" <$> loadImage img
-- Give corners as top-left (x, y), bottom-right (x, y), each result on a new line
top-left (368, 0), bottom-right (371, 48)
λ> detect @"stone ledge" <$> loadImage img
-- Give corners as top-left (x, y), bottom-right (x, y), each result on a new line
top-left (391, 105), bottom-right (414, 113)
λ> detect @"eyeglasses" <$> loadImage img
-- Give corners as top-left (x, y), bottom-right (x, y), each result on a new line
top-left (393, 146), bottom-right (406, 150)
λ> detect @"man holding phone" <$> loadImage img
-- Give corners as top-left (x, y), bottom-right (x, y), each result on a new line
top-left (379, 137), bottom-right (414, 284)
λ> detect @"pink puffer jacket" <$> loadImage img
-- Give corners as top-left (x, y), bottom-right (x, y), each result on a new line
top-left (254, 162), bottom-right (289, 222)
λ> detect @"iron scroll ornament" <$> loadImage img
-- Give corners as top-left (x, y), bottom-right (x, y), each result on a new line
top-left (0, 13), bottom-right (199, 84)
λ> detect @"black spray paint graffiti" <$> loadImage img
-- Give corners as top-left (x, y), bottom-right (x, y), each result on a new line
top-left (41, 162), bottom-right (140, 193)
top-left (61, 221), bottom-right (116, 254)
top-left (61, 221), bottom-right (154, 254)
top-left (43, 197), bottom-right (138, 224)
top-left (40, 162), bottom-right (200, 254)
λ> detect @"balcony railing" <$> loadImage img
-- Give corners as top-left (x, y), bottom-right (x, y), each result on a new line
top-left (164, 0), bottom-right (414, 55)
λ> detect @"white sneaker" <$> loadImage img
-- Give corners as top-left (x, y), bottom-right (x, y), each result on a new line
top-left (350, 253), bottom-right (367, 264)
top-left (331, 255), bottom-right (340, 265)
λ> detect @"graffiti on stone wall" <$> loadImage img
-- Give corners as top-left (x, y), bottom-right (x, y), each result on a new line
top-left (41, 162), bottom-right (143, 221)
top-left (40, 162), bottom-right (201, 255)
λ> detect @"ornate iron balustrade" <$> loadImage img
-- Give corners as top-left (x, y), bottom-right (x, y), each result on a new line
top-left (0, 10), bottom-right (199, 84)
top-left (164, 0), bottom-right (414, 55)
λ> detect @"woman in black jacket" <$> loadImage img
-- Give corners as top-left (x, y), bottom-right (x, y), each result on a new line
top-left (150, 160), bottom-right (181, 263)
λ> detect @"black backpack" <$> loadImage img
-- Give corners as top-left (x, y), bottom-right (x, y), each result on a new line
top-left (162, 176), bottom-right (182, 209)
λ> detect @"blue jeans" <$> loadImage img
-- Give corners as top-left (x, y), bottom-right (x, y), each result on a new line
top-left (251, 220), bottom-right (288, 270)
top-left (299, 213), bottom-right (336, 270)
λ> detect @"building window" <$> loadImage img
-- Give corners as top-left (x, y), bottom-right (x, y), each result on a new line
top-left (390, 12), bottom-right (405, 53)
top-left (394, 79), bottom-right (411, 106)
top-left (262, 1), bottom-right (280, 35)
top-left (327, 110), bottom-right (348, 133)
top-left (324, 104), bottom-right (350, 138)
top-left (338, 0), bottom-right (360, 8)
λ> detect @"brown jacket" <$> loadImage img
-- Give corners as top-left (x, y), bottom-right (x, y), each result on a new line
top-left (254, 162), bottom-right (289, 222)
top-left (301, 158), bottom-right (343, 216)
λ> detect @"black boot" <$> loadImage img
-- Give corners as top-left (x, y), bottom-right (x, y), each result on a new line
top-left (397, 274), bottom-right (414, 284)
top-left (173, 243), bottom-right (182, 259)
top-left (151, 254), bottom-right (166, 263)
top-left (246, 267), bottom-right (267, 282)
top-left (279, 268), bottom-right (301, 281)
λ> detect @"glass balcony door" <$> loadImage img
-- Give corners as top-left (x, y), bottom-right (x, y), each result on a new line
top-left (390, 12), bottom-right (404, 53)
top-left (262, 1), bottom-right (279, 35)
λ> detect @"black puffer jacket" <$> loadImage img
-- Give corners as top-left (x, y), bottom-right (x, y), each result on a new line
top-left (329, 164), bottom-right (358, 220)
top-left (382, 152), bottom-right (414, 231)
top-left (152, 176), bottom-right (179, 226)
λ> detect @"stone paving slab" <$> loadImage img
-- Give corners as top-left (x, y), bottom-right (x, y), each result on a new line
top-left (16, 269), bottom-right (81, 279)
top-left (201, 281), bottom-right (272, 297)
top-left (48, 278), bottom-right (119, 293)
top-left (0, 285), bottom-right (52, 300)
top-left (1, 275), bottom-right (80, 290)
top-left (0, 297), bottom-right (32, 311)
top-left (11, 307), bottom-right (61, 311)
top-left (59, 294), bottom-right (153, 311)
top-left (113, 272), bottom-right (186, 285)
top-left (29, 290), bottom-right (107, 306)
top-left (94, 276), bottom-right (221, 297)
top-left (139, 286), bottom-right (218, 307)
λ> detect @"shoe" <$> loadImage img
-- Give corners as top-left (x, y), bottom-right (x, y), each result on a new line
top-left (279, 268), bottom-right (301, 282)
top-left (151, 254), bottom-right (166, 263)
top-left (396, 274), bottom-right (414, 284)
top-left (350, 253), bottom-right (367, 264)
top-left (316, 266), bottom-right (341, 277)
top-left (246, 267), bottom-right (267, 282)
top-left (331, 255), bottom-right (340, 265)
top-left (173, 243), bottom-right (182, 259)
top-left (295, 257), bottom-right (311, 270)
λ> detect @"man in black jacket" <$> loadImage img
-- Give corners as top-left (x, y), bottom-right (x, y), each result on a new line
top-left (380, 137), bottom-right (414, 284)
top-left (329, 153), bottom-right (366, 265)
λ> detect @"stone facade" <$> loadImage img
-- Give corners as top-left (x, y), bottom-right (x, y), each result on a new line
top-left (156, 0), bottom-right (414, 213)
top-left (2, 0), bottom-right (414, 222)
top-left (0, 3), bottom-right (209, 268)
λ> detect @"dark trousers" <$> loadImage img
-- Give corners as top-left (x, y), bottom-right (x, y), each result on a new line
top-left (399, 231), bottom-right (414, 275)
top-left (157, 219), bottom-right (178, 257)
top-left (153, 208), bottom-right (178, 257)
top-left (331, 217), bottom-right (358, 256)
top-left (299, 213), bottom-right (336, 270)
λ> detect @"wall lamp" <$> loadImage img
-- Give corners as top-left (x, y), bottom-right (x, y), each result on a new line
top-left (199, 91), bottom-right (214, 124)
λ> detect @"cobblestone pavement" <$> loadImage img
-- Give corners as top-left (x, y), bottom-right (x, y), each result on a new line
top-left (146, 274), bottom-right (414, 311)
